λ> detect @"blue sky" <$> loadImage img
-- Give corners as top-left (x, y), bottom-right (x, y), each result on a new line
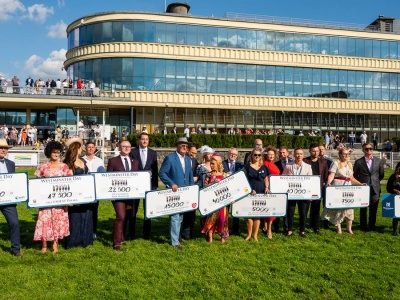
top-left (0, 0), bottom-right (399, 82)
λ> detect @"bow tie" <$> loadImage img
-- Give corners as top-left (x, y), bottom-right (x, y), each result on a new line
top-left (0, 159), bottom-right (5, 163)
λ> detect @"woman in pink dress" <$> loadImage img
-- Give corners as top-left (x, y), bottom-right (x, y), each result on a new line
top-left (201, 155), bottom-right (229, 243)
top-left (33, 141), bottom-right (72, 253)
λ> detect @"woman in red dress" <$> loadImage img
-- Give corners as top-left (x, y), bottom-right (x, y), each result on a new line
top-left (262, 146), bottom-right (280, 239)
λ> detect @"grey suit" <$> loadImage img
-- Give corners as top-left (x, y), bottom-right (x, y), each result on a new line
top-left (353, 156), bottom-right (384, 230)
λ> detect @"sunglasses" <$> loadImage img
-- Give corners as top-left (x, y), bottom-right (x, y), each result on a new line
top-left (253, 154), bottom-right (262, 157)
top-left (364, 148), bottom-right (373, 151)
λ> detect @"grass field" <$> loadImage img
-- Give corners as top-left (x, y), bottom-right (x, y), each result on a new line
top-left (0, 168), bottom-right (398, 299)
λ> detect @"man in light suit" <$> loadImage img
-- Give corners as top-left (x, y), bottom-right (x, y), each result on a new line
top-left (282, 148), bottom-right (313, 237)
top-left (222, 147), bottom-right (244, 235)
top-left (0, 139), bottom-right (21, 256)
top-left (273, 146), bottom-right (293, 233)
top-left (107, 140), bottom-right (139, 251)
top-left (159, 137), bottom-right (194, 249)
top-left (353, 143), bottom-right (384, 231)
top-left (129, 133), bottom-right (158, 240)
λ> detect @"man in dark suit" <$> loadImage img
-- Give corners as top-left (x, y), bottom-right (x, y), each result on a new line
top-left (107, 140), bottom-right (139, 251)
top-left (303, 144), bottom-right (329, 234)
top-left (244, 138), bottom-right (263, 163)
top-left (273, 146), bottom-right (293, 233)
top-left (181, 143), bottom-right (199, 240)
top-left (129, 133), bottom-right (158, 240)
top-left (353, 143), bottom-right (384, 231)
top-left (222, 147), bottom-right (244, 235)
top-left (170, 126), bottom-right (177, 134)
top-left (159, 137), bottom-right (194, 249)
top-left (0, 139), bottom-right (21, 256)
top-left (162, 126), bottom-right (168, 135)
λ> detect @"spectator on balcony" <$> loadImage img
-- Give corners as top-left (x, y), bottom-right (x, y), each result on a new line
top-left (184, 125), bottom-right (190, 138)
top-left (11, 75), bottom-right (20, 94)
top-left (25, 76), bottom-right (33, 94)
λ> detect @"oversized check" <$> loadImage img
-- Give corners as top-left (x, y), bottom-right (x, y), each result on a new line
top-left (145, 185), bottom-right (199, 219)
top-left (232, 193), bottom-right (287, 218)
top-left (325, 185), bottom-right (370, 209)
top-left (199, 171), bottom-right (251, 216)
top-left (28, 175), bottom-right (96, 208)
top-left (0, 173), bottom-right (28, 205)
top-left (382, 194), bottom-right (400, 218)
top-left (93, 171), bottom-right (151, 200)
top-left (270, 175), bottom-right (321, 200)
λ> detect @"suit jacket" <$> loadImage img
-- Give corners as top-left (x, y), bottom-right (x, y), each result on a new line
top-left (222, 159), bottom-right (244, 174)
top-left (190, 157), bottom-right (199, 177)
top-left (274, 158), bottom-right (294, 174)
top-left (170, 129), bottom-right (177, 134)
top-left (159, 152), bottom-right (194, 188)
top-left (107, 155), bottom-right (139, 172)
top-left (353, 156), bottom-right (384, 195)
top-left (303, 157), bottom-right (329, 187)
top-left (4, 158), bottom-right (16, 173)
top-left (282, 161), bottom-right (313, 176)
top-left (129, 147), bottom-right (158, 189)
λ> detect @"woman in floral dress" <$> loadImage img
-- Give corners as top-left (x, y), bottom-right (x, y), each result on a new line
top-left (33, 141), bottom-right (71, 253)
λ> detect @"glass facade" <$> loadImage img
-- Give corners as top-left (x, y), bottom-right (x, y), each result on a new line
top-left (68, 20), bottom-right (400, 60)
top-left (68, 58), bottom-right (400, 101)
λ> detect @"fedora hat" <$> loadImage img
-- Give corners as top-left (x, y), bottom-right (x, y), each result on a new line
top-left (65, 136), bottom-right (83, 148)
top-left (175, 137), bottom-right (189, 145)
top-left (0, 139), bottom-right (12, 148)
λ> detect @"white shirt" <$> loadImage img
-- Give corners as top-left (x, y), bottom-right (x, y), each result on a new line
top-left (0, 158), bottom-right (8, 173)
top-left (119, 155), bottom-right (131, 171)
top-left (82, 155), bottom-right (104, 172)
top-left (176, 151), bottom-right (185, 173)
top-left (184, 128), bottom-right (190, 138)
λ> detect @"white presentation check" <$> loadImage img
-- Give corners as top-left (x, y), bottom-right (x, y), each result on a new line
top-left (232, 193), bottom-right (287, 218)
top-left (270, 175), bottom-right (321, 200)
top-left (0, 173), bottom-right (28, 205)
top-left (93, 171), bottom-right (151, 200)
top-left (145, 185), bottom-right (199, 219)
top-left (325, 185), bottom-right (370, 209)
top-left (199, 171), bottom-right (251, 216)
top-left (28, 175), bottom-right (96, 208)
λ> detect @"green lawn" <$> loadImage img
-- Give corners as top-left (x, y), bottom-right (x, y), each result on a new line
top-left (0, 168), bottom-right (398, 299)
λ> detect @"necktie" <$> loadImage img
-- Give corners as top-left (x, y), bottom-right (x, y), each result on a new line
top-left (141, 149), bottom-right (146, 168)
top-left (230, 161), bottom-right (235, 172)
top-left (124, 157), bottom-right (129, 171)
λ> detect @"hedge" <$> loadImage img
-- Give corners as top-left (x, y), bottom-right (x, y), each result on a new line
top-left (127, 134), bottom-right (324, 149)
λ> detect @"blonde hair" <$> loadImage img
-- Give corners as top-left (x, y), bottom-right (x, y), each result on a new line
top-left (210, 155), bottom-right (223, 173)
top-left (250, 148), bottom-right (264, 167)
top-left (337, 148), bottom-right (353, 170)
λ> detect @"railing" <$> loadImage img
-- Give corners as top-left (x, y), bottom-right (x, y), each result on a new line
top-left (223, 12), bottom-right (397, 33)
top-left (0, 86), bottom-right (102, 97)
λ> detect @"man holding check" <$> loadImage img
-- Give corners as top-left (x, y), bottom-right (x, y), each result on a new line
top-left (159, 137), bottom-right (194, 250)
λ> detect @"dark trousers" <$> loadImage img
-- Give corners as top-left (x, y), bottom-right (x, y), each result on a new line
top-left (0, 205), bottom-right (20, 254)
top-left (393, 219), bottom-right (400, 234)
top-left (130, 199), bottom-right (151, 240)
top-left (373, 140), bottom-right (378, 150)
top-left (273, 217), bottom-right (288, 233)
top-left (287, 200), bottom-right (307, 232)
top-left (309, 200), bottom-right (322, 231)
top-left (360, 194), bottom-right (379, 230)
top-left (89, 202), bottom-right (99, 234)
top-left (113, 200), bottom-right (133, 247)
top-left (182, 210), bottom-right (196, 239)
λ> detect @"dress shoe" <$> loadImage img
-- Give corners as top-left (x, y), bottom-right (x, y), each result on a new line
top-left (12, 252), bottom-right (22, 257)
top-left (285, 232), bottom-right (293, 237)
top-left (113, 246), bottom-right (121, 251)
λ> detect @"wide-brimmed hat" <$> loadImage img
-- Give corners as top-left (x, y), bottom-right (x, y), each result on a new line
top-left (65, 136), bottom-right (83, 148)
top-left (200, 145), bottom-right (214, 154)
top-left (175, 137), bottom-right (189, 145)
top-left (0, 139), bottom-right (12, 148)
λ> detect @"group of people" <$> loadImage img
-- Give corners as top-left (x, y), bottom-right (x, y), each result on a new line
top-left (0, 124), bottom-right (37, 147)
top-left (0, 133), bottom-right (392, 255)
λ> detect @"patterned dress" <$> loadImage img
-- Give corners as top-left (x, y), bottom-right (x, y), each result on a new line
top-left (321, 160), bottom-right (354, 225)
top-left (201, 174), bottom-right (229, 239)
top-left (33, 162), bottom-right (71, 241)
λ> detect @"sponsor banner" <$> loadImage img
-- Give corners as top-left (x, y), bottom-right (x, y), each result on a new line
top-left (28, 175), bottom-right (96, 208)
top-left (93, 171), bottom-right (151, 200)
top-left (270, 175), bottom-right (321, 200)
top-left (231, 193), bottom-right (287, 218)
top-left (325, 185), bottom-right (370, 209)
top-left (382, 194), bottom-right (400, 218)
top-left (7, 152), bottom-right (39, 167)
top-left (199, 171), bottom-right (251, 216)
top-left (145, 185), bottom-right (199, 219)
top-left (0, 173), bottom-right (28, 205)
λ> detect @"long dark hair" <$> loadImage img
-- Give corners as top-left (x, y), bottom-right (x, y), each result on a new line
top-left (63, 142), bottom-right (81, 174)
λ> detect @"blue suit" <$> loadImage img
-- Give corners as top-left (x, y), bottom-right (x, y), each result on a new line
top-left (0, 159), bottom-right (21, 255)
top-left (159, 152), bottom-right (194, 246)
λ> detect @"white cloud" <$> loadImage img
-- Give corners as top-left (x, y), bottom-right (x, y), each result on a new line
top-left (57, 0), bottom-right (65, 8)
top-left (25, 4), bottom-right (54, 24)
top-left (24, 49), bottom-right (67, 80)
top-left (48, 21), bottom-right (67, 38)
top-left (0, 0), bottom-right (25, 21)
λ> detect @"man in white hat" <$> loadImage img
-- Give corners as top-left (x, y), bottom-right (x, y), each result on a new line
top-left (0, 139), bottom-right (21, 256)
top-left (159, 137), bottom-right (194, 250)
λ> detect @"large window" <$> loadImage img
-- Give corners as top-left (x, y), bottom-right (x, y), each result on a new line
top-left (69, 20), bottom-right (400, 60)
